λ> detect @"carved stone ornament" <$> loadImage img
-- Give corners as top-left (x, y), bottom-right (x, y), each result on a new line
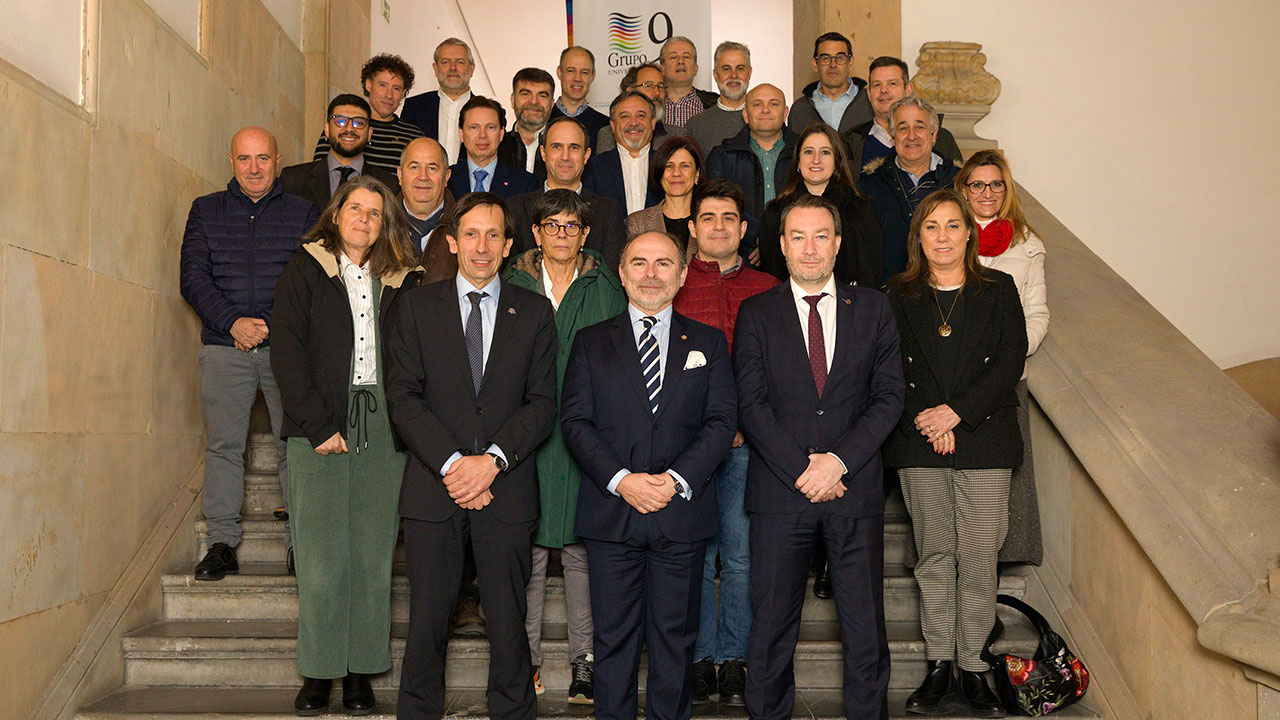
top-left (912, 42), bottom-right (1002, 154)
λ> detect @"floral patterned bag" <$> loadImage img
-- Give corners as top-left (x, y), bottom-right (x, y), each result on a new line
top-left (981, 594), bottom-right (1090, 716)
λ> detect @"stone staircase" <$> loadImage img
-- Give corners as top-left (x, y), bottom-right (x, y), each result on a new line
top-left (78, 434), bottom-right (1102, 718)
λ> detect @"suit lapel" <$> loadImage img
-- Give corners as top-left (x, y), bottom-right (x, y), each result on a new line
top-left (307, 161), bottom-right (331, 208)
top-left (654, 314), bottom-right (691, 419)
top-left (610, 313), bottom-right (654, 410)
top-left (825, 285), bottom-right (857, 391)
top-left (775, 288), bottom-right (821, 400)
top-left (900, 286), bottom-right (945, 389)
top-left (434, 278), bottom-right (475, 394)
top-left (950, 279), bottom-right (997, 388)
top-left (480, 283), bottom-right (520, 394)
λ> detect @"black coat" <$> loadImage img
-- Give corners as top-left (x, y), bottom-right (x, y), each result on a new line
top-left (270, 243), bottom-right (422, 448)
top-left (705, 125), bottom-right (798, 222)
top-left (841, 120), bottom-right (963, 173)
top-left (385, 277), bottom-right (558, 524)
top-left (757, 182), bottom-right (885, 289)
top-left (582, 147), bottom-right (663, 215)
top-left (857, 153), bottom-right (961, 280)
top-left (279, 157), bottom-right (401, 212)
top-left (498, 129), bottom-right (548, 181)
top-left (883, 270), bottom-right (1027, 469)
top-left (445, 157), bottom-right (538, 200)
top-left (400, 90), bottom-right (442, 139)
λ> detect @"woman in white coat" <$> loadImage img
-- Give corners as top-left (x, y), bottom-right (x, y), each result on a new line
top-left (954, 150), bottom-right (1048, 564)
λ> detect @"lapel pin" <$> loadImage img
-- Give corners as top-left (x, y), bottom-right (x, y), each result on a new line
top-left (843, 298), bottom-right (852, 304)
top-left (681, 334), bottom-right (688, 340)
top-left (508, 307), bottom-right (517, 315)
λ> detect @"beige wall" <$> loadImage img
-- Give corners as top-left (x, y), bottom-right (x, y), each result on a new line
top-left (902, 0), bottom-right (1280, 369)
top-left (0, 1), bottom-right (370, 717)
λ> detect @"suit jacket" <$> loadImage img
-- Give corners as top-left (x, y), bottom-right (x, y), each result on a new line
top-left (385, 277), bottom-right (559, 524)
top-left (498, 129), bottom-right (548, 181)
top-left (506, 186), bottom-right (627, 269)
top-left (883, 271), bottom-right (1027, 470)
top-left (278, 158), bottom-right (400, 212)
top-left (447, 158), bottom-right (539, 200)
top-left (734, 282), bottom-right (905, 518)
top-left (582, 147), bottom-right (662, 214)
top-left (400, 90), bottom-right (442, 139)
top-left (561, 310), bottom-right (737, 543)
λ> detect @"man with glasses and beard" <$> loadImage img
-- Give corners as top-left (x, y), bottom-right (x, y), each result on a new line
top-left (309, 54), bottom-right (424, 172)
top-left (281, 94), bottom-right (400, 211)
top-left (684, 41), bottom-right (753, 160)
top-left (499, 68), bottom-right (556, 180)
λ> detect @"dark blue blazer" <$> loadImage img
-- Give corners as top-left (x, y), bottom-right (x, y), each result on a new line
top-left (582, 147), bottom-right (662, 215)
top-left (562, 310), bottom-right (737, 543)
top-left (447, 158), bottom-right (539, 200)
top-left (734, 282), bottom-right (905, 518)
top-left (400, 90), bottom-right (441, 139)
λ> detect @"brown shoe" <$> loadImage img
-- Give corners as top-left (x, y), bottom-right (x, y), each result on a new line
top-left (452, 593), bottom-right (486, 636)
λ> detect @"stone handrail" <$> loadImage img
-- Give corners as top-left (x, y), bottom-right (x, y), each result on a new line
top-left (1020, 188), bottom-right (1280, 679)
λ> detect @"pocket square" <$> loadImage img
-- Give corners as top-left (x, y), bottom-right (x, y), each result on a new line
top-left (683, 350), bottom-right (707, 370)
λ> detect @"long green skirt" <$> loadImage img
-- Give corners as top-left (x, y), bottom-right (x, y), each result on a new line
top-left (288, 380), bottom-right (404, 679)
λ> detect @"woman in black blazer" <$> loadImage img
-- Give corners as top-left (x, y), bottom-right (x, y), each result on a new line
top-left (883, 189), bottom-right (1027, 718)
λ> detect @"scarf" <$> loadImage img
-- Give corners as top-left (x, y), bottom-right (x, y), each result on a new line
top-left (978, 218), bottom-right (1014, 257)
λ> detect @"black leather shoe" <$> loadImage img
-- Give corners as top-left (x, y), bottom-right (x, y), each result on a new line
top-left (194, 543), bottom-right (238, 581)
top-left (905, 660), bottom-right (954, 715)
top-left (958, 669), bottom-right (1006, 718)
top-left (287, 547), bottom-right (296, 576)
top-left (717, 659), bottom-right (747, 706)
top-left (813, 564), bottom-right (833, 599)
top-left (342, 672), bottom-right (376, 715)
top-left (294, 677), bottom-right (332, 716)
top-left (692, 658), bottom-right (717, 704)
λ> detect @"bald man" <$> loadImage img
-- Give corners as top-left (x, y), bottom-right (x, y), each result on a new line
top-left (180, 126), bottom-right (321, 581)
top-left (397, 137), bottom-right (452, 261)
top-left (705, 84), bottom-right (796, 223)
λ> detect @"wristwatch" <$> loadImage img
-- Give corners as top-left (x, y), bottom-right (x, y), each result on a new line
top-left (487, 452), bottom-right (507, 472)
top-left (673, 476), bottom-right (687, 496)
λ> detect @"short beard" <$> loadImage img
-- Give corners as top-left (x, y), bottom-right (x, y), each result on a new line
top-left (718, 84), bottom-right (747, 102)
top-left (329, 136), bottom-right (369, 159)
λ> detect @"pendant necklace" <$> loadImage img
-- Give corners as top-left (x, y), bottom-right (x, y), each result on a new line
top-left (932, 286), bottom-right (962, 337)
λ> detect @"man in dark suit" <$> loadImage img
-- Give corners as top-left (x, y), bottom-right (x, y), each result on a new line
top-left (583, 91), bottom-right (662, 216)
top-left (280, 94), bottom-right (400, 210)
top-left (561, 231), bottom-right (737, 720)
top-left (400, 38), bottom-right (475, 163)
top-left (497, 67), bottom-right (554, 180)
top-left (446, 96), bottom-right (538, 201)
top-left (734, 194), bottom-right (905, 720)
top-left (386, 192), bottom-right (558, 720)
top-left (506, 116), bottom-right (626, 268)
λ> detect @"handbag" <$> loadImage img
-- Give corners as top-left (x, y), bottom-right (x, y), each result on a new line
top-left (981, 594), bottom-right (1090, 716)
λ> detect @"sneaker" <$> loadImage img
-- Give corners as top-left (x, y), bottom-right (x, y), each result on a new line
top-left (568, 654), bottom-right (594, 705)
top-left (717, 659), bottom-right (747, 706)
top-left (532, 666), bottom-right (546, 696)
top-left (692, 658), bottom-right (717, 704)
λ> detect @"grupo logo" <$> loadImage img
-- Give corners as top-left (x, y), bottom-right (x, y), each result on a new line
top-left (606, 10), bottom-right (673, 68)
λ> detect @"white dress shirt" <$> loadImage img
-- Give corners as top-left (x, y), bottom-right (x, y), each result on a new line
top-left (790, 276), bottom-right (837, 372)
top-left (540, 261), bottom-right (578, 312)
top-left (339, 253), bottom-right (377, 385)
top-left (605, 304), bottom-right (693, 500)
top-left (439, 272), bottom-right (509, 475)
top-left (524, 138), bottom-right (539, 174)
top-left (438, 90), bottom-right (472, 164)
top-left (617, 144), bottom-right (651, 215)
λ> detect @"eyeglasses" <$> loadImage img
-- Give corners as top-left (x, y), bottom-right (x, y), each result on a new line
top-left (632, 82), bottom-right (668, 91)
top-left (815, 53), bottom-right (851, 66)
top-left (539, 220), bottom-right (584, 237)
top-left (964, 180), bottom-right (1007, 194)
top-left (329, 114), bottom-right (369, 129)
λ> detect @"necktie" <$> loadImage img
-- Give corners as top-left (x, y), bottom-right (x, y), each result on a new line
top-left (465, 291), bottom-right (488, 395)
top-left (336, 165), bottom-right (356, 186)
top-left (472, 168), bottom-right (489, 192)
top-left (804, 294), bottom-right (828, 397)
top-left (638, 316), bottom-right (661, 414)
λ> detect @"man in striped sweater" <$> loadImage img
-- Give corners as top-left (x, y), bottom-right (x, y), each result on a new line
top-left (311, 54), bottom-right (424, 172)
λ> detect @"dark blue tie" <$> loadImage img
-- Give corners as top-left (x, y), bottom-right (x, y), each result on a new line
top-left (465, 291), bottom-right (487, 395)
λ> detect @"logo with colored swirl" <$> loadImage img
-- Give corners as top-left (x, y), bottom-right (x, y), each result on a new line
top-left (608, 12), bottom-right (643, 53)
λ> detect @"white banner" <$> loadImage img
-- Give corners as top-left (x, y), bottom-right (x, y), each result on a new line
top-left (571, 1), bottom-right (713, 110)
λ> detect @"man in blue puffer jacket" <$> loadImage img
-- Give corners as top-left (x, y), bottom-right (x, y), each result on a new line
top-left (179, 126), bottom-right (320, 581)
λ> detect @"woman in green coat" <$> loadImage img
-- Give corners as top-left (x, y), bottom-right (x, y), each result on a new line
top-left (503, 189), bottom-right (627, 704)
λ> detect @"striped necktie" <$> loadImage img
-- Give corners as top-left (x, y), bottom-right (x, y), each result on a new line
top-left (638, 316), bottom-right (661, 414)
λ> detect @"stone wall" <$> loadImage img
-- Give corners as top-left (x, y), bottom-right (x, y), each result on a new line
top-left (0, 1), bottom-right (366, 717)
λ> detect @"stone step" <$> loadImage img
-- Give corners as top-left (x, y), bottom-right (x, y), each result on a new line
top-left (120, 618), bottom-right (1043, 692)
top-left (161, 563), bottom-right (1027, 628)
top-left (242, 473), bottom-right (284, 516)
top-left (78, 686), bottom-right (1103, 719)
top-left (246, 434), bottom-right (280, 474)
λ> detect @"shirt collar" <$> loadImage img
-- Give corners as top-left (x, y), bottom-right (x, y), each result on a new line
top-left (619, 144), bottom-right (651, 161)
top-left (869, 120), bottom-right (893, 147)
top-left (895, 152), bottom-right (944, 182)
top-left (628, 302), bottom-right (674, 328)
top-left (467, 156), bottom-right (499, 176)
top-left (327, 153), bottom-right (365, 175)
top-left (404, 197), bottom-right (444, 221)
top-left (555, 98), bottom-right (583, 117)
top-left (545, 181), bottom-right (583, 194)
top-left (440, 90), bottom-right (472, 109)
top-left (338, 251), bottom-right (367, 275)
top-left (716, 98), bottom-right (745, 112)
top-left (789, 275), bottom-right (838, 304)
top-left (816, 79), bottom-right (857, 102)
top-left (457, 272), bottom-right (500, 299)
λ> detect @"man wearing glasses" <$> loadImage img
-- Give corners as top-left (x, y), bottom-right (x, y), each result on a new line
top-left (595, 63), bottom-right (669, 154)
top-left (787, 32), bottom-right (873, 136)
top-left (280, 94), bottom-right (400, 211)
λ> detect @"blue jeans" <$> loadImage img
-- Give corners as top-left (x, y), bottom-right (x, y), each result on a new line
top-left (694, 444), bottom-right (751, 662)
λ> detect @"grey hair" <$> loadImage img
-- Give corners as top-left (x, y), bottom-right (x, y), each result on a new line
top-left (660, 36), bottom-right (698, 63)
top-left (713, 41), bottom-right (751, 67)
top-left (433, 38), bottom-right (473, 65)
top-left (888, 95), bottom-right (939, 135)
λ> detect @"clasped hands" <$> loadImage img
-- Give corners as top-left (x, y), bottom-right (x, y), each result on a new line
top-left (443, 455), bottom-right (498, 510)
top-left (795, 452), bottom-right (846, 503)
top-left (231, 317), bottom-right (269, 351)
top-left (914, 404), bottom-right (960, 455)
top-left (617, 472), bottom-right (679, 514)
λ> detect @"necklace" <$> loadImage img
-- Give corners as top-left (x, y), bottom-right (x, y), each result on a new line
top-left (932, 286), bottom-right (962, 337)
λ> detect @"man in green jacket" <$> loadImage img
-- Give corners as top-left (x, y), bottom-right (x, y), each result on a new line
top-left (503, 189), bottom-right (627, 705)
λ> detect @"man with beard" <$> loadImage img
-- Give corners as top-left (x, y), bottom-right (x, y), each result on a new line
top-left (595, 64), bottom-right (669, 154)
top-left (685, 41), bottom-right (752, 158)
top-left (446, 96), bottom-right (538, 201)
top-left (583, 92), bottom-right (662, 216)
top-left (549, 46), bottom-right (610, 152)
top-left (659, 36), bottom-right (718, 128)
top-left (309, 54), bottom-right (424, 172)
top-left (842, 56), bottom-right (962, 171)
top-left (499, 68), bottom-right (555, 180)
top-left (402, 38), bottom-right (476, 163)
top-left (280, 94), bottom-right (400, 211)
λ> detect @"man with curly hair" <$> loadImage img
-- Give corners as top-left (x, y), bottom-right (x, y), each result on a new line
top-left (311, 53), bottom-right (425, 171)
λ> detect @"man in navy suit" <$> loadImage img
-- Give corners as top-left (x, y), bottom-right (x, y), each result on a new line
top-left (583, 92), bottom-right (663, 216)
top-left (447, 96), bottom-right (538, 201)
top-left (401, 38), bottom-right (475, 163)
top-left (561, 231), bottom-right (737, 720)
top-left (734, 194), bottom-right (905, 720)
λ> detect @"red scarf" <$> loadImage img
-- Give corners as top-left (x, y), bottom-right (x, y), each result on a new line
top-left (978, 219), bottom-right (1014, 257)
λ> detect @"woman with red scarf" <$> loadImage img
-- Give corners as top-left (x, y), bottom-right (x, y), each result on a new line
top-left (955, 150), bottom-right (1048, 567)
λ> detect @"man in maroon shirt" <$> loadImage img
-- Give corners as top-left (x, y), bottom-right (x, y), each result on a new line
top-left (672, 179), bottom-right (779, 704)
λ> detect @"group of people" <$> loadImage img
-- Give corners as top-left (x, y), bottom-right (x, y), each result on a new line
top-left (179, 29), bottom-right (1048, 720)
